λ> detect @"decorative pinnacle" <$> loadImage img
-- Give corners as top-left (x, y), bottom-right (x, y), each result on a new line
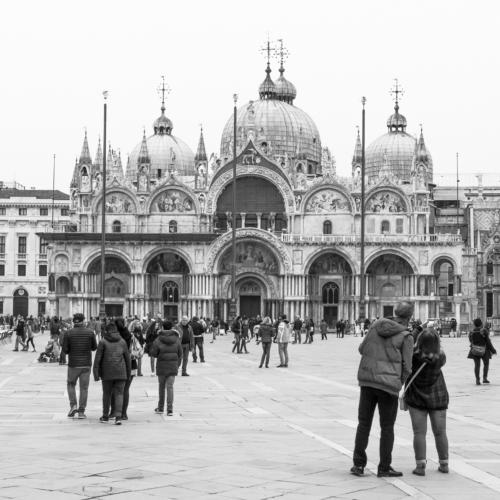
top-left (274, 38), bottom-right (289, 74)
top-left (157, 75), bottom-right (171, 113)
top-left (390, 79), bottom-right (404, 110)
top-left (260, 35), bottom-right (274, 72)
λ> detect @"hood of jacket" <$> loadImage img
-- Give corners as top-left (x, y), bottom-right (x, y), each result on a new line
top-left (158, 330), bottom-right (179, 345)
top-left (104, 330), bottom-right (122, 343)
top-left (372, 318), bottom-right (408, 338)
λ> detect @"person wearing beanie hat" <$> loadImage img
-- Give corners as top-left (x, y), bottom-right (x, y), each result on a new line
top-left (468, 318), bottom-right (497, 384)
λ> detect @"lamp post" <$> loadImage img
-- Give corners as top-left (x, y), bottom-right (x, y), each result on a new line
top-left (98, 91), bottom-right (108, 320)
top-left (229, 94), bottom-right (238, 321)
top-left (359, 97), bottom-right (367, 322)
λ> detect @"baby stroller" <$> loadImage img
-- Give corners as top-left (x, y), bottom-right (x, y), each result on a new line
top-left (38, 340), bottom-right (60, 363)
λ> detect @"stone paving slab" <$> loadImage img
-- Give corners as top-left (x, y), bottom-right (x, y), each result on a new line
top-left (1, 333), bottom-right (500, 499)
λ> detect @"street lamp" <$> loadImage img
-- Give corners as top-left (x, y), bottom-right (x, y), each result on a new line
top-left (98, 91), bottom-right (108, 320)
top-left (229, 94), bottom-right (238, 321)
top-left (359, 97), bottom-right (367, 322)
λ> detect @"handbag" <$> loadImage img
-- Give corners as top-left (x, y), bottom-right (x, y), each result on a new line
top-left (399, 361), bottom-right (427, 411)
top-left (471, 344), bottom-right (486, 357)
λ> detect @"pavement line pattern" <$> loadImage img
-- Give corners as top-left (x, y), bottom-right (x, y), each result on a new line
top-left (0, 358), bottom-right (13, 366)
top-left (287, 370), bottom-right (359, 393)
top-left (447, 411), bottom-right (500, 434)
top-left (204, 376), bottom-right (225, 389)
top-left (246, 407), bottom-right (269, 415)
top-left (0, 376), bottom-right (12, 389)
top-left (287, 422), bottom-right (432, 499)
top-left (251, 381), bottom-right (276, 392)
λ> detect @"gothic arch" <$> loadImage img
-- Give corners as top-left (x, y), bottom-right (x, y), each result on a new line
top-left (365, 249), bottom-right (418, 274)
top-left (431, 255), bottom-right (459, 274)
top-left (92, 186), bottom-right (138, 214)
top-left (221, 271), bottom-right (278, 300)
top-left (304, 247), bottom-right (357, 275)
top-left (142, 246), bottom-right (194, 274)
top-left (82, 248), bottom-right (133, 274)
top-left (206, 228), bottom-right (292, 274)
top-left (301, 185), bottom-right (355, 213)
top-left (145, 181), bottom-right (200, 214)
top-left (365, 186), bottom-right (409, 213)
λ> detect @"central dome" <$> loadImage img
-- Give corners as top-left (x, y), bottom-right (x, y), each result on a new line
top-left (220, 99), bottom-right (321, 165)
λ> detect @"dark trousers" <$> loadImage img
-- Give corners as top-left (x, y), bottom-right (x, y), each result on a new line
top-left (232, 334), bottom-right (240, 353)
top-left (353, 386), bottom-right (398, 470)
top-left (240, 337), bottom-right (248, 353)
top-left (101, 380), bottom-right (126, 418)
top-left (321, 332), bottom-right (327, 340)
top-left (474, 356), bottom-right (490, 380)
top-left (158, 375), bottom-right (175, 411)
top-left (181, 344), bottom-right (190, 374)
top-left (192, 338), bottom-right (204, 362)
top-left (259, 342), bottom-right (271, 367)
top-left (26, 337), bottom-right (36, 350)
top-left (67, 366), bottom-right (91, 411)
top-left (112, 376), bottom-right (134, 417)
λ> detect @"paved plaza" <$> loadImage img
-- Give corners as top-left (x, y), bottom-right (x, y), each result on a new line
top-left (1, 333), bottom-right (500, 499)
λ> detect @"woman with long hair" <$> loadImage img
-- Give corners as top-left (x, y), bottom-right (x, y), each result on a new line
top-left (257, 316), bottom-right (275, 368)
top-left (468, 318), bottom-right (497, 384)
top-left (404, 328), bottom-right (449, 476)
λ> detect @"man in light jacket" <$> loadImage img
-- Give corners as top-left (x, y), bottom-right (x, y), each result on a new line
top-left (350, 301), bottom-right (414, 478)
top-left (276, 315), bottom-right (291, 368)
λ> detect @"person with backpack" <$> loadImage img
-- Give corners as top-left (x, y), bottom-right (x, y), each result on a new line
top-left (190, 316), bottom-right (205, 363)
top-left (403, 328), bottom-right (449, 476)
top-left (174, 315), bottom-right (194, 376)
top-left (276, 315), bottom-right (291, 368)
top-left (13, 317), bottom-right (26, 351)
top-left (468, 318), bottom-right (497, 385)
top-left (292, 316), bottom-right (303, 344)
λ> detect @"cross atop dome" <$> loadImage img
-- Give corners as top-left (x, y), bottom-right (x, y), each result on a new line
top-left (274, 38), bottom-right (289, 76)
top-left (157, 75), bottom-right (171, 114)
top-left (390, 79), bottom-right (404, 112)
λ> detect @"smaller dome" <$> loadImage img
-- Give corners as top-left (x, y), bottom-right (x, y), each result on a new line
top-left (259, 65), bottom-right (276, 100)
top-left (386, 104), bottom-right (407, 132)
top-left (275, 74), bottom-right (297, 104)
top-left (153, 110), bottom-right (173, 135)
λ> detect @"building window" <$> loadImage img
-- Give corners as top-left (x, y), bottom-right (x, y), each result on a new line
top-left (381, 220), bottom-right (390, 234)
top-left (323, 220), bottom-right (332, 235)
top-left (18, 236), bottom-right (27, 254)
top-left (169, 220), bottom-right (178, 233)
top-left (0, 235), bottom-right (5, 254)
top-left (112, 220), bottom-right (121, 233)
top-left (19, 208), bottom-right (27, 216)
top-left (322, 282), bottom-right (339, 304)
top-left (39, 237), bottom-right (48, 255)
top-left (162, 281), bottom-right (179, 303)
top-left (486, 292), bottom-right (493, 317)
top-left (396, 218), bottom-right (404, 233)
top-left (38, 301), bottom-right (46, 315)
top-left (0, 207), bottom-right (5, 215)
top-left (0, 301), bottom-right (3, 314)
top-left (18, 264), bottom-right (26, 276)
top-left (487, 261), bottom-right (494, 275)
top-left (39, 264), bottom-right (47, 276)
top-left (0, 264), bottom-right (4, 276)
top-left (40, 207), bottom-right (48, 216)
top-left (157, 169), bottom-right (162, 179)
top-left (61, 208), bottom-right (68, 216)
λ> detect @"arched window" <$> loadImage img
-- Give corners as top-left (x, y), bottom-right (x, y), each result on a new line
top-left (381, 220), bottom-right (390, 234)
top-left (322, 282), bottom-right (339, 304)
top-left (307, 164), bottom-right (313, 175)
top-left (112, 220), bottom-right (121, 233)
top-left (169, 220), bottom-right (178, 233)
top-left (323, 220), bottom-right (332, 235)
top-left (162, 281), bottom-right (179, 303)
top-left (487, 261), bottom-right (494, 275)
top-left (296, 163), bottom-right (304, 174)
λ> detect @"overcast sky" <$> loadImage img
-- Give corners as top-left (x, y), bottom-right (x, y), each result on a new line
top-left (2, 0), bottom-right (499, 191)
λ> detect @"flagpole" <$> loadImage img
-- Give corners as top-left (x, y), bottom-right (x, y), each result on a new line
top-left (99, 91), bottom-right (108, 320)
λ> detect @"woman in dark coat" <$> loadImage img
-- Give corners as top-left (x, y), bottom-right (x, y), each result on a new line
top-left (114, 318), bottom-right (133, 420)
top-left (468, 318), bottom-right (497, 384)
top-left (93, 321), bottom-right (131, 425)
top-left (149, 320), bottom-right (182, 416)
top-left (404, 328), bottom-right (449, 476)
top-left (257, 316), bottom-right (275, 368)
top-left (144, 319), bottom-right (160, 376)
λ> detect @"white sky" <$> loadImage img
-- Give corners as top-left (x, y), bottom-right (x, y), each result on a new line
top-left (2, 0), bottom-right (500, 191)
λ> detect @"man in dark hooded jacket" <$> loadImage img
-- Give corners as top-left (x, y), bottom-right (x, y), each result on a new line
top-left (351, 301), bottom-right (414, 478)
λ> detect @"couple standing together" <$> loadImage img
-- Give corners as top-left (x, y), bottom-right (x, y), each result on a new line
top-left (351, 301), bottom-right (449, 478)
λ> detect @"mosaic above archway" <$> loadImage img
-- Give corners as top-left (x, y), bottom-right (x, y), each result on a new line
top-left (88, 256), bottom-right (131, 274)
top-left (366, 254), bottom-right (414, 275)
top-left (146, 252), bottom-right (190, 273)
top-left (105, 193), bottom-right (135, 213)
top-left (309, 253), bottom-right (352, 274)
top-left (151, 190), bottom-right (195, 213)
top-left (366, 191), bottom-right (405, 213)
top-left (219, 242), bottom-right (279, 274)
top-left (305, 189), bottom-right (350, 213)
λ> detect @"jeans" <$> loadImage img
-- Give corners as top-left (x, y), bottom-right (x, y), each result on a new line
top-left (181, 344), bottom-right (190, 374)
top-left (193, 338), bottom-right (204, 362)
top-left (240, 337), bottom-right (248, 353)
top-left (158, 375), bottom-right (176, 411)
top-left (67, 366), bottom-right (91, 411)
top-left (278, 342), bottom-right (288, 366)
top-left (260, 342), bottom-right (271, 367)
top-left (26, 337), bottom-right (36, 350)
top-left (474, 356), bottom-right (489, 380)
top-left (232, 334), bottom-right (240, 353)
top-left (112, 376), bottom-right (134, 417)
top-left (102, 379), bottom-right (126, 418)
top-left (409, 407), bottom-right (448, 462)
top-left (353, 386), bottom-right (399, 470)
top-left (14, 335), bottom-right (25, 350)
top-left (321, 332), bottom-right (327, 340)
top-left (294, 330), bottom-right (301, 344)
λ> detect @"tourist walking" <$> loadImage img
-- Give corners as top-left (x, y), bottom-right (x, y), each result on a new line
top-left (257, 316), bottom-right (275, 368)
top-left (240, 316), bottom-right (250, 353)
top-left (130, 320), bottom-right (145, 376)
top-left (13, 317), bottom-right (26, 351)
top-left (231, 315), bottom-right (242, 353)
top-left (293, 316), bottom-right (302, 344)
top-left (350, 301), bottom-right (414, 478)
top-left (320, 319), bottom-right (328, 340)
top-left (115, 318), bottom-right (133, 420)
top-left (144, 319), bottom-right (160, 376)
top-left (93, 321), bottom-right (131, 425)
top-left (50, 316), bottom-right (61, 342)
top-left (403, 328), bottom-right (449, 476)
top-left (62, 313), bottom-right (97, 419)
top-left (308, 317), bottom-right (315, 343)
top-left (25, 318), bottom-right (36, 352)
top-left (191, 316), bottom-right (205, 363)
top-left (276, 315), bottom-right (291, 368)
top-left (210, 318), bottom-right (219, 343)
top-left (174, 315), bottom-right (194, 376)
top-left (468, 318), bottom-right (497, 384)
top-left (150, 320), bottom-right (182, 416)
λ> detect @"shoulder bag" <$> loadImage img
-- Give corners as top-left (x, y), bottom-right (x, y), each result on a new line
top-left (399, 361), bottom-right (427, 411)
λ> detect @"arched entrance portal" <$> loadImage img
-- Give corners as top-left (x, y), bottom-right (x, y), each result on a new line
top-left (238, 279), bottom-right (263, 318)
top-left (88, 256), bottom-right (131, 317)
top-left (308, 252), bottom-right (353, 326)
top-left (145, 252), bottom-right (190, 319)
top-left (13, 288), bottom-right (29, 317)
top-left (55, 276), bottom-right (71, 318)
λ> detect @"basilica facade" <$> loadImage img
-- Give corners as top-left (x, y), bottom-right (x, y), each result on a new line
top-left (42, 59), bottom-right (471, 328)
